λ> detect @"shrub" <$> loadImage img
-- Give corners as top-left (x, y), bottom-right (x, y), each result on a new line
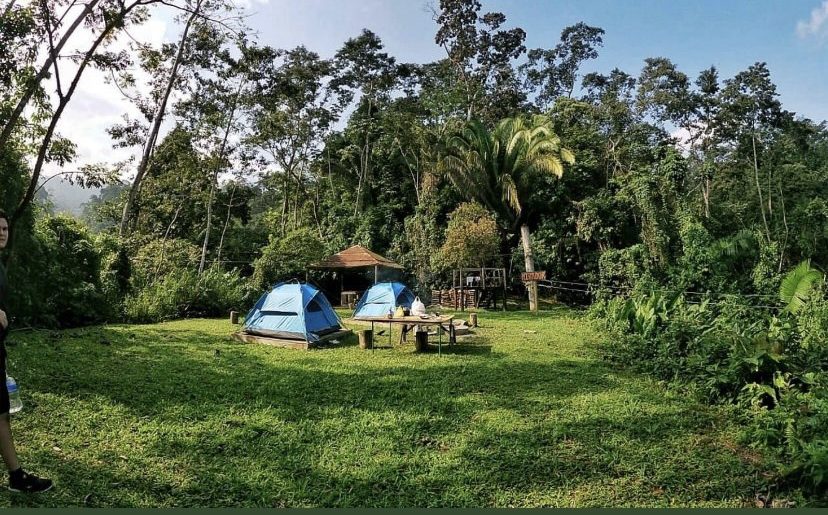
top-left (6, 214), bottom-right (111, 327)
top-left (124, 266), bottom-right (245, 323)
top-left (130, 238), bottom-right (201, 289)
top-left (597, 271), bottom-right (828, 491)
top-left (745, 372), bottom-right (828, 493)
top-left (251, 228), bottom-right (326, 291)
top-left (597, 244), bottom-right (655, 295)
top-left (433, 202), bottom-right (500, 272)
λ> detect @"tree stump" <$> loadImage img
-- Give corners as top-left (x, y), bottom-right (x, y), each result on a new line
top-left (230, 311), bottom-right (239, 324)
top-left (414, 331), bottom-right (428, 353)
top-left (358, 329), bottom-right (373, 350)
top-left (469, 312), bottom-right (478, 327)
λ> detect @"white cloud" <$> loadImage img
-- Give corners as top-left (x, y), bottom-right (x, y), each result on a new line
top-left (230, 0), bottom-right (269, 11)
top-left (796, 0), bottom-right (828, 40)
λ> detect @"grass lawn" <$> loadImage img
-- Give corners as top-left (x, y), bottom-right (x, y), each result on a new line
top-left (0, 307), bottom-right (768, 507)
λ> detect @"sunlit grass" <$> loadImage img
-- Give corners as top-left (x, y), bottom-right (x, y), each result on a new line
top-left (1, 308), bottom-right (764, 507)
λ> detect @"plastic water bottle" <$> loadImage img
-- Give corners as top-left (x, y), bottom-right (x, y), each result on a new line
top-left (6, 376), bottom-right (22, 414)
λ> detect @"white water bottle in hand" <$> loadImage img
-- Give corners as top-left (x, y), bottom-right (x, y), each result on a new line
top-left (6, 375), bottom-right (22, 414)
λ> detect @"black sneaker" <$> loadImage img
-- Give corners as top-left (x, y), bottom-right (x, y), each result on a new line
top-left (8, 470), bottom-right (53, 493)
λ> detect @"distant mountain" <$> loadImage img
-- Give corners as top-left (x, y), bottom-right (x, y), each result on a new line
top-left (45, 181), bottom-right (101, 217)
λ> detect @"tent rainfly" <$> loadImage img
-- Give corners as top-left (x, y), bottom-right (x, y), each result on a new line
top-left (310, 245), bottom-right (403, 284)
top-left (353, 282), bottom-right (416, 318)
top-left (233, 282), bottom-right (351, 350)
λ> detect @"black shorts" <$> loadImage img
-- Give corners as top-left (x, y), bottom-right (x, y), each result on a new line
top-left (0, 339), bottom-right (8, 415)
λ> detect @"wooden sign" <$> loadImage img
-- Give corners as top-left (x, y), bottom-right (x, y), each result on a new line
top-left (521, 271), bottom-right (547, 282)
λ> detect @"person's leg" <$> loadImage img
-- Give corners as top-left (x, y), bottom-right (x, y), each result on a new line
top-left (0, 363), bottom-right (15, 472)
top-left (0, 370), bottom-right (52, 493)
top-left (0, 413), bottom-right (20, 472)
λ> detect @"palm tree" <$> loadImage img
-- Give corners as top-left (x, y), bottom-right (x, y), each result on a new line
top-left (440, 114), bottom-right (575, 311)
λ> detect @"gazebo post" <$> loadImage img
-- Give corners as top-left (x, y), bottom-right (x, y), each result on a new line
top-left (374, 265), bottom-right (378, 284)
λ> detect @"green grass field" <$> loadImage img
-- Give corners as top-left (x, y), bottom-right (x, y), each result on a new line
top-left (1, 308), bottom-right (768, 507)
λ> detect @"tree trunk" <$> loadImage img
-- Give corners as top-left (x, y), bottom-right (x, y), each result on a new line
top-left (312, 181), bottom-right (324, 238)
top-left (119, 1), bottom-right (202, 237)
top-left (281, 173), bottom-right (289, 236)
top-left (702, 177), bottom-right (710, 218)
top-left (353, 165), bottom-right (364, 217)
top-left (214, 182), bottom-right (236, 266)
top-left (751, 132), bottom-right (771, 243)
top-left (198, 80), bottom-right (242, 274)
top-left (777, 181), bottom-right (789, 273)
top-left (0, 0), bottom-right (101, 152)
top-left (198, 174), bottom-right (217, 274)
top-left (520, 224), bottom-right (538, 313)
top-left (153, 204), bottom-right (183, 283)
top-left (3, 0), bottom-right (19, 17)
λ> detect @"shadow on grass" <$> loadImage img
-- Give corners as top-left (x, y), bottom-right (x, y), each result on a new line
top-left (37, 410), bottom-right (753, 507)
top-left (2, 316), bottom-right (759, 507)
top-left (34, 330), bottom-right (613, 421)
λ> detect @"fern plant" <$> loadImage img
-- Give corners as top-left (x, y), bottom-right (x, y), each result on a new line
top-left (780, 260), bottom-right (825, 314)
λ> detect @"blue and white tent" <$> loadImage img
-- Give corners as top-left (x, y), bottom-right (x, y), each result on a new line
top-left (242, 282), bottom-right (343, 343)
top-left (353, 282), bottom-right (416, 318)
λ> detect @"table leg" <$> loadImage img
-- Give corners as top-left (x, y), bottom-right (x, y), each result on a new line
top-left (389, 321), bottom-right (392, 347)
top-left (450, 323), bottom-right (456, 345)
top-left (371, 321), bottom-right (375, 353)
top-left (438, 324), bottom-right (442, 356)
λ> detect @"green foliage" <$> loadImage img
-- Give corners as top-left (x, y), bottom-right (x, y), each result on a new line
top-left (131, 239), bottom-right (201, 289)
top-left (599, 286), bottom-right (828, 492)
top-left (780, 260), bottom-right (824, 314)
top-left (597, 244), bottom-right (653, 293)
top-left (7, 215), bottom-right (111, 327)
top-left (618, 290), bottom-right (681, 339)
top-left (133, 127), bottom-right (211, 241)
top-left (251, 228), bottom-right (326, 291)
top-left (124, 266), bottom-right (245, 323)
top-left (95, 233), bottom-right (131, 319)
top-left (390, 198), bottom-right (447, 298)
top-left (795, 297), bottom-right (828, 354)
top-left (746, 372), bottom-right (828, 492)
top-left (433, 202), bottom-right (500, 272)
top-left (752, 239), bottom-right (783, 296)
top-left (440, 115), bottom-right (574, 232)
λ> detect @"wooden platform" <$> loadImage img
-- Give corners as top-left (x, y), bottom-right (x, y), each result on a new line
top-left (231, 328), bottom-right (352, 350)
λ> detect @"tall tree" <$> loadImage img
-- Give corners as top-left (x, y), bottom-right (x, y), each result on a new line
top-left (176, 38), bottom-right (251, 273)
top-left (245, 44), bottom-right (343, 235)
top-left (114, 0), bottom-right (242, 237)
top-left (11, 0), bottom-right (151, 227)
top-left (332, 30), bottom-right (397, 216)
top-left (433, 0), bottom-right (527, 123)
top-left (440, 115), bottom-right (574, 311)
top-left (521, 22), bottom-right (605, 110)
top-left (717, 62), bottom-right (783, 244)
top-left (0, 0), bottom-right (103, 153)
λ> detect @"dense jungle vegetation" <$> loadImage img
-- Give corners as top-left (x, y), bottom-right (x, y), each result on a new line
top-left (1, 0), bottom-right (827, 502)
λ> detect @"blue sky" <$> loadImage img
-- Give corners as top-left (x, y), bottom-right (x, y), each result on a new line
top-left (247, 0), bottom-right (828, 122)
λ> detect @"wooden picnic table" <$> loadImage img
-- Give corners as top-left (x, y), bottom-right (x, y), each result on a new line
top-left (352, 314), bottom-right (456, 355)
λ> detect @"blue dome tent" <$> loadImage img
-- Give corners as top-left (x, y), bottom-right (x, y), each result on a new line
top-left (234, 282), bottom-right (351, 349)
top-left (353, 282), bottom-right (416, 318)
